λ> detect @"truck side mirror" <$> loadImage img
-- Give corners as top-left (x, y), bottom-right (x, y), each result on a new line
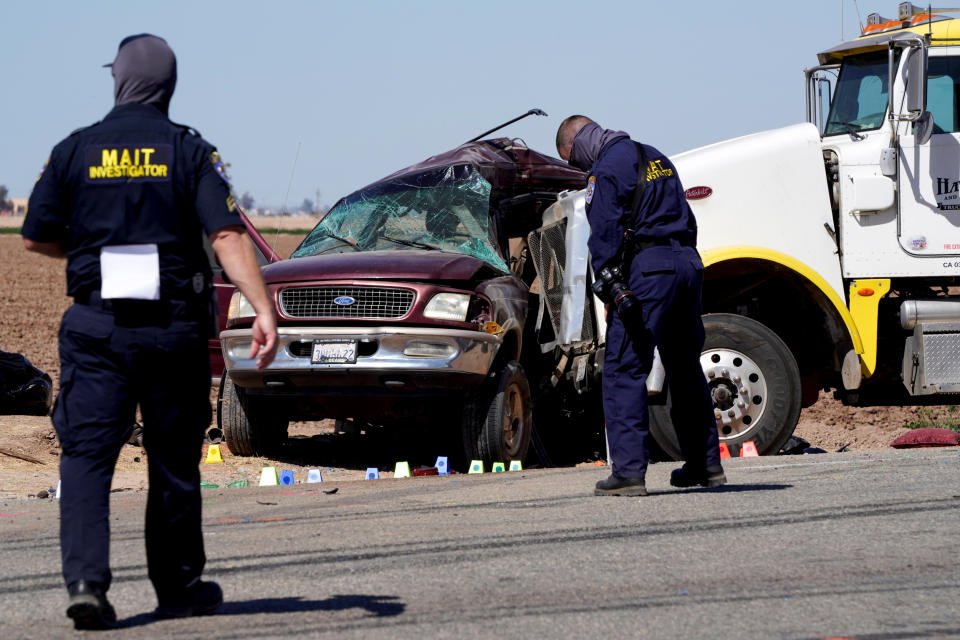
top-left (905, 45), bottom-right (927, 117)
top-left (914, 111), bottom-right (934, 145)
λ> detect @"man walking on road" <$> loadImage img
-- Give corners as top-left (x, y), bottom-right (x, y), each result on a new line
top-left (23, 34), bottom-right (277, 629)
top-left (556, 115), bottom-right (724, 497)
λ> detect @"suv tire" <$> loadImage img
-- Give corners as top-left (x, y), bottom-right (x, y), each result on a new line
top-left (219, 373), bottom-right (289, 457)
top-left (463, 361), bottom-right (533, 466)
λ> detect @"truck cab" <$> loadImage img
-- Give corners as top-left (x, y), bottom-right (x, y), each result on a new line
top-left (635, 3), bottom-right (960, 457)
top-left (806, 4), bottom-right (960, 398)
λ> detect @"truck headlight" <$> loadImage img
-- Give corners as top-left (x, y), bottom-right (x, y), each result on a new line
top-left (227, 290), bottom-right (255, 322)
top-left (423, 293), bottom-right (470, 321)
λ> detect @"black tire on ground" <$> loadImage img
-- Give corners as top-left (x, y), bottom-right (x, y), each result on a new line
top-left (463, 361), bottom-right (533, 465)
top-left (649, 313), bottom-right (802, 459)
top-left (219, 373), bottom-right (289, 456)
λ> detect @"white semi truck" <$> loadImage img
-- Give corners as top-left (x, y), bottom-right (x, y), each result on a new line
top-left (531, 3), bottom-right (960, 459)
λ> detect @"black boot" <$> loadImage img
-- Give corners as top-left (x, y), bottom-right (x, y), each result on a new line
top-left (154, 579), bottom-right (223, 619)
top-left (66, 580), bottom-right (117, 630)
top-left (594, 474), bottom-right (647, 496)
top-left (670, 464), bottom-right (726, 488)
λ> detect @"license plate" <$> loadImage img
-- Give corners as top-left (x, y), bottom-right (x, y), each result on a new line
top-left (311, 340), bottom-right (358, 364)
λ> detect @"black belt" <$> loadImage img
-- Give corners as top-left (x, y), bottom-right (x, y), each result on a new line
top-left (74, 291), bottom-right (168, 314)
top-left (75, 291), bottom-right (114, 310)
top-left (627, 235), bottom-right (692, 252)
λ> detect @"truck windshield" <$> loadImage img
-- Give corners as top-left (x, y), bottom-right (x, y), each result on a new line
top-left (824, 51), bottom-right (893, 136)
top-left (291, 164), bottom-right (508, 272)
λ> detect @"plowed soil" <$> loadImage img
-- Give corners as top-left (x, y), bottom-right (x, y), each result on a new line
top-left (0, 223), bottom-right (950, 500)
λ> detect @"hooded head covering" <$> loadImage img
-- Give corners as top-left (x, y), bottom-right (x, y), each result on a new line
top-left (106, 34), bottom-right (177, 114)
top-left (569, 121), bottom-right (629, 172)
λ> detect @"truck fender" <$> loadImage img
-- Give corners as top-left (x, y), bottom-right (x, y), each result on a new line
top-left (701, 246), bottom-right (871, 382)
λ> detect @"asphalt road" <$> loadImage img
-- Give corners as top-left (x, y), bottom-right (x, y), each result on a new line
top-left (0, 449), bottom-right (958, 639)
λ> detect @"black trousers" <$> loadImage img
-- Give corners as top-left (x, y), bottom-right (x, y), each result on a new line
top-left (53, 300), bottom-right (211, 600)
top-left (603, 242), bottom-right (721, 479)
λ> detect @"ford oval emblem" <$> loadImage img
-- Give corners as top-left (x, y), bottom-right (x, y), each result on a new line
top-left (684, 186), bottom-right (713, 200)
top-left (333, 296), bottom-right (356, 306)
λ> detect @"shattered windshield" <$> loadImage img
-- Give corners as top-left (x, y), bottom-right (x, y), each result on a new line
top-left (291, 164), bottom-right (508, 272)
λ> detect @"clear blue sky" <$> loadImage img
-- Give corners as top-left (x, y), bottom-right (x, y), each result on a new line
top-left (1, 0), bottom-right (866, 208)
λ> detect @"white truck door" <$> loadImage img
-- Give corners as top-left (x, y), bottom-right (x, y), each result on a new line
top-left (898, 55), bottom-right (960, 256)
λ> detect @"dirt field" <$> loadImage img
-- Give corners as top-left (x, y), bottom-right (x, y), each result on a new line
top-left (0, 226), bottom-right (945, 500)
top-left (0, 228), bottom-right (343, 499)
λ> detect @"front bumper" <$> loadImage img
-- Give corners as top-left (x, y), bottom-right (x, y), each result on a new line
top-left (221, 326), bottom-right (501, 391)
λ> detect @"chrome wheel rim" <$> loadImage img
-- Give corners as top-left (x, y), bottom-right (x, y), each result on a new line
top-left (701, 348), bottom-right (768, 441)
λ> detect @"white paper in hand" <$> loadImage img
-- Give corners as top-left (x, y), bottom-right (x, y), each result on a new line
top-left (100, 244), bottom-right (161, 300)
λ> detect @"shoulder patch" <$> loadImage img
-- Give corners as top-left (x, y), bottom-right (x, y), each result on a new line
top-left (585, 175), bottom-right (596, 205)
top-left (210, 151), bottom-right (231, 187)
top-left (36, 157), bottom-right (50, 183)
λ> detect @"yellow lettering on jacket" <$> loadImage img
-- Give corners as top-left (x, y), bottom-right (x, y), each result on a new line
top-left (88, 147), bottom-right (169, 180)
top-left (646, 159), bottom-right (674, 182)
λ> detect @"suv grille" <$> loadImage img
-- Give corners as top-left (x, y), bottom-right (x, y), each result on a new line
top-left (279, 286), bottom-right (415, 319)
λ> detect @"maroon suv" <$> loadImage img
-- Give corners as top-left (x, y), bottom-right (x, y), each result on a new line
top-left (218, 139), bottom-right (584, 464)
top-left (208, 212), bottom-right (280, 381)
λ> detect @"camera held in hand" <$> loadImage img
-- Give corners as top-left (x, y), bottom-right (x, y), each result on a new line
top-left (592, 265), bottom-right (641, 323)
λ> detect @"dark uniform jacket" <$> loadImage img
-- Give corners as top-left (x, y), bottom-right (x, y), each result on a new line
top-left (23, 103), bottom-right (241, 315)
top-left (584, 136), bottom-right (697, 275)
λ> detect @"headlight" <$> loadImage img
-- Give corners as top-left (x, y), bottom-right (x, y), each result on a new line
top-left (227, 290), bottom-right (256, 321)
top-left (227, 340), bottom-right (254, 359)
top-left (423, 293), bottom-right (470, 321)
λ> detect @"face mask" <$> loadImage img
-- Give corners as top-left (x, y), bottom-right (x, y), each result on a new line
top-left (108, 34), bottom-right (177, 114)
top-left (569, 122), bottom-right (630, 171)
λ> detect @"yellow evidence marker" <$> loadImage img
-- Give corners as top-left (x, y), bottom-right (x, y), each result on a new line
top-left (204, 444), bottom-right (224, 464)
top-left (468, 460), bottom-right (484, 474)
top-left (258, 467), bottom-right (279, 486)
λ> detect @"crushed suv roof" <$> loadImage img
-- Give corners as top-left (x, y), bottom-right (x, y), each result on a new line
top-left (356, 137), bottom-right (586, 201)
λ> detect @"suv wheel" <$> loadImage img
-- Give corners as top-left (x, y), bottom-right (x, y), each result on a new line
top-left (463, 361), bottom-right (533, 466)
top-left (219, 373), bottom-right (289, 457)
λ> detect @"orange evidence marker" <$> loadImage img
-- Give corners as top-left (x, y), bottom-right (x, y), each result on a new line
top-left (718, 443), bottom-right (731, 459)
top-left (740, 441), bottom-right (760, 457)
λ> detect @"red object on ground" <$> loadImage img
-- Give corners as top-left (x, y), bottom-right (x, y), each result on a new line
top-left (890, 428), bottom-right (960, 449)
top-left (412, 467), bottom-right (440, 477)
top-left (719, 442), bottom-right (731, 459)
top-left (740, 441), bottom-right (760, 457)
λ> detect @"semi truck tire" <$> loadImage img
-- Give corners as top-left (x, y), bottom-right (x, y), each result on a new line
top-left (220, 373), bottom-right (289, 457)
top-left (649, 313), bottom-right (801, 459)
top-left (463, 361), bottom-right (533, 466)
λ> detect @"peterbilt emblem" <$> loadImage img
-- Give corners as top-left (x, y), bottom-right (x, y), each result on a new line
top-left (333, 296), bottom-right (356, 306)
top-left (684, 186), bottom-right (713, 200)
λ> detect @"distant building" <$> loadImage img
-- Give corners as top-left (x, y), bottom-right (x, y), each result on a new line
top-left (1, 198), bottom-right (28, 215)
